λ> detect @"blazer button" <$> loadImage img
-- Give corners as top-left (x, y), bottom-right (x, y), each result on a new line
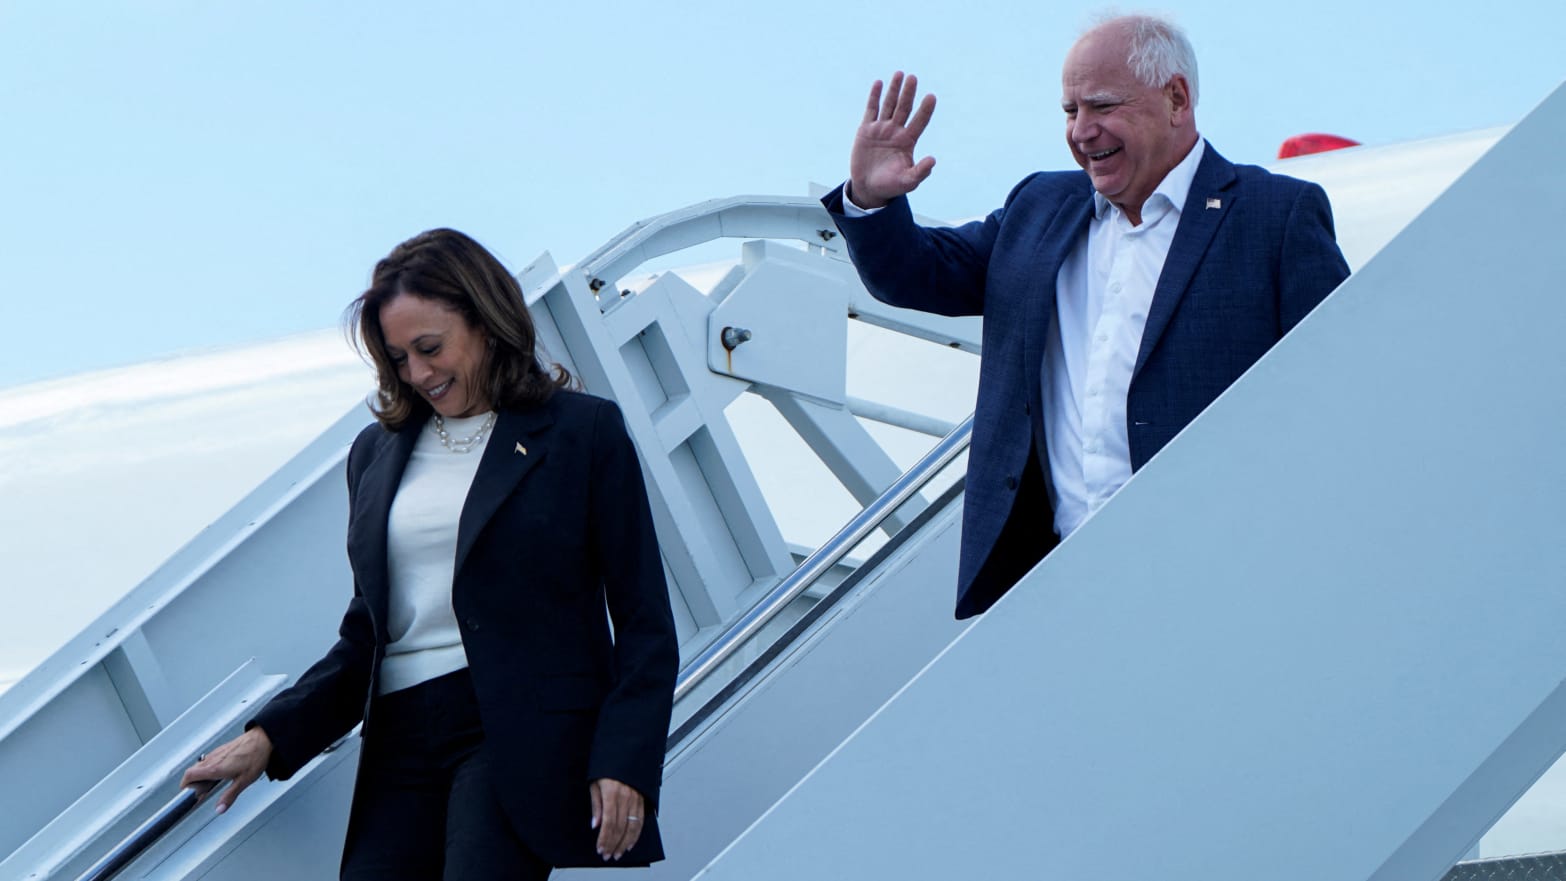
top-left (465, 618), bottom-right (481, 632)
top-left (1005, 476), bottom-right (1018, 490)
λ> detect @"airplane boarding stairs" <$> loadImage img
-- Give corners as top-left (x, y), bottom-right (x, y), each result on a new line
top-left (5, 80), bottom-right (1566, 881)
top-left (0, 432), bottom-right (973, 881)
top-left (0, 196), bottom-right (985, 881)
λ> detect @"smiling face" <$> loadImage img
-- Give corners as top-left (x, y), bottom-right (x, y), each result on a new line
top-left (378, 292), bottom-right (492, 419)
top-left (1061, 23), bottom-right (1196, 224)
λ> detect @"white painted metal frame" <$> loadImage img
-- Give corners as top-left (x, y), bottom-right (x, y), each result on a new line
top-left (525, 197), bottom-right (978, 654)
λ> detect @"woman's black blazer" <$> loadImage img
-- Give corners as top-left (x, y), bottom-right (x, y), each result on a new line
top-left (250, 390), bottom-right (679, 867)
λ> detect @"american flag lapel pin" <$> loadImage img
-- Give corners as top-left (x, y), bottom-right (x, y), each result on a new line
top-left (1206, 197), bottom-right (1222, 210)
top-left (515, 443), bottom-right (528, 455)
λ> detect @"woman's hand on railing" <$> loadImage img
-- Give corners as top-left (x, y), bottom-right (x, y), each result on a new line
top-left (179, 726), bottom-right (273, 814)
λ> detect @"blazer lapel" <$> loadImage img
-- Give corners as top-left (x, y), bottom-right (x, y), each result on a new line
top-left (1133, 142), bottom-right (1238, 379)
top-left (1023, 182), bottom-right (1096, 415)
top-left (454, 404), bottom-right (554, 577)
top-left (349, 424), bottom-right (420, 636)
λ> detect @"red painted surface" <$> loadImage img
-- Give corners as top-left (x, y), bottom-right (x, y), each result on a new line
top-left (1278, 133), bottom-right (1362, 158)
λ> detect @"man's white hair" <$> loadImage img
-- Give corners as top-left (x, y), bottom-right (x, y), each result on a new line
top-left (1089, 12), bottom-right (1200, 108)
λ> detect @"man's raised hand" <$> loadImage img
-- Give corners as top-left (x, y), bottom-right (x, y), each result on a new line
top-left (848, 72), bottom-right (937, 210)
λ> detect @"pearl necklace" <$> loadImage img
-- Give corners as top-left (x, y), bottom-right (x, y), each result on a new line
top-left (433, 412), bottom-right (497, 454)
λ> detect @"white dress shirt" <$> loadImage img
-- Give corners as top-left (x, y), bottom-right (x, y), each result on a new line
top-left (842, 138), bottom-right (1204, 539)
top-left (1043, 140), bottom-right (1204, 537)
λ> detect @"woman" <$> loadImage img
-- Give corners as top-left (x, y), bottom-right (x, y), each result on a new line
top-left (182, 228), bottom-right (679, 880)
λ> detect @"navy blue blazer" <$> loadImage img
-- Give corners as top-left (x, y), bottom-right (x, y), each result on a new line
top-left (823, 142), bottom-right (1350, 618)
top-left (251, 390), bottom-right (678, 868)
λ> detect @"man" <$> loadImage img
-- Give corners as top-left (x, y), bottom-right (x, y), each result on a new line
top-left (822, 14), bottom-right (1350, 619)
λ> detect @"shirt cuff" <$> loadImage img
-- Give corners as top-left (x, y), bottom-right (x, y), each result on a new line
top-left (841, 182), bottom-right (884, 217)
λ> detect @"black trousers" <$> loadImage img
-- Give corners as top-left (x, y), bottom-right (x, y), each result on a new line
top-left (341, 669), bottom-right (551, 881)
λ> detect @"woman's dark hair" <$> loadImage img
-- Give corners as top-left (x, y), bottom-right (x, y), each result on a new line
top-left (346, 228), bottom-right (572, 429)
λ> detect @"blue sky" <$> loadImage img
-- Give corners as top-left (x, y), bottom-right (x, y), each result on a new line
top-left (3, 0), bottom-right (1561, 388)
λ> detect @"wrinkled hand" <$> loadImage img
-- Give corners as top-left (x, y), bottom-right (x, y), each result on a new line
top-left (848, 71), bottom-right (938, 209)
top-left (179, 726), bottom-right (273, 815)
top-left (590, 777), bottom-right (646, 861)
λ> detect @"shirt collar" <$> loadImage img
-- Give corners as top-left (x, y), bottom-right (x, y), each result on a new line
top-left (1092, 137), bottom-right (1206, 222)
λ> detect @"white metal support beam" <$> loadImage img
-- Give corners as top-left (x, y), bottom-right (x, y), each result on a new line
top-left (531, 255), bottom-right (794, 631)
top-left (102, 630), bottom-right (179, 744)
top-left (757, 390), bottom-right (913, 535)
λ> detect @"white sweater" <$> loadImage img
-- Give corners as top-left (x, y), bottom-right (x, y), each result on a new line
top-left (378, 411), bottom-right (494, 694)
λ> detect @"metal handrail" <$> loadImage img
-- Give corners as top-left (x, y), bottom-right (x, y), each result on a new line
top-left (73, 779), bottom-right (225, 881)
top-left (674, 414), bottom-right (973, 703)
top-left (576, 195), bottom-right (840, 290)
